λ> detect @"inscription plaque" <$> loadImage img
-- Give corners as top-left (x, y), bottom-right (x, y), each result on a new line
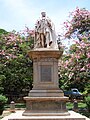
top-left (40, 65), bottom-right (52, 82)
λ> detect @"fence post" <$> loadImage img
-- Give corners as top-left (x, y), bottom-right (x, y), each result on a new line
top-left (10, 101), bottom-right (15, 113)
top-left (73, 99), bottom-right (78, 112)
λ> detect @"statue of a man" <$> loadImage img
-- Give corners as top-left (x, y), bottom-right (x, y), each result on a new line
top-left (34, 12), bottom-right (56, 48)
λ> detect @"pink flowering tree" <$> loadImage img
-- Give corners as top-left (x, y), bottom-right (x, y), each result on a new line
top-left (63, 7), bottom-right (90, 39)
top-left (59, 39), bottom-right (90, 91)
top-left (0, 27), bottom-right (34, 61)
top-left (59, 8), bottom-right (90, 93)
top-left (0, 28), bottom-right (34, 101)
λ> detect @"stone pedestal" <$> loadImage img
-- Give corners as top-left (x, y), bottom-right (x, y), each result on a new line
top-left (23, 48), bottom-right (69, 116)
top-left (28, 49), bottom-right (64, 97)
top-left (4, 46), bottom-right (86, 120)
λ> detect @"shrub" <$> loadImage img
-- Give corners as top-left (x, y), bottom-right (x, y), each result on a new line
top-left (0, 95), bottom-right (8, 115)
top-left (85, 96), bottom-right (90, 112)
top-left (0, 95), bottom-right (8, 103)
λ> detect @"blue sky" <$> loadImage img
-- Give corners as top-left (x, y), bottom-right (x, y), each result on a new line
top-left (0, 0), bottom-right (90, 33)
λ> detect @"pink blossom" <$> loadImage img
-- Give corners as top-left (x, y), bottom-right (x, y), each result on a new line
top-left (12, 55), bottom-right (17, 59)
top-left (0, 50), bottom-right (5, 55)
top-left (80, 42), bottom-right (86, 48)
top-left (63, 60), bottom-right (69, 68)
top-left (80, 67), bottom-right (85, 71)
top-left (64, 64), bottom-right (68, 69)
top-left (65, 60), bottom-right (69, 65)
top-left (71, 54), bottom-right (74, 58)
top-left (19, 39), bottom-right (23, 43)
top-left (64, 22), bottom-right (69, 28)
top-left (29, 30), bottom-right (35, 35)
top-left (74, 40), bottom-right (79, 44)
top-left (86, 64), bottom-right (90, 68)
top-left (77, 45), bottom-right (81, 49)
top-left (75, 54), bottom-right (80, 59)
top-left (87, 52), bottom-right (90, 58)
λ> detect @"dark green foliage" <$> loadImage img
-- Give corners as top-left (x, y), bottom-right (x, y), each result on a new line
top-left (0, 95), bottom-right (8, 104)
top-left (0, 28), bottom-right (34, 101)
top-left (85, 96), bottom-right (90, 112)
top-left (0, 95), bottom-right (8, 115)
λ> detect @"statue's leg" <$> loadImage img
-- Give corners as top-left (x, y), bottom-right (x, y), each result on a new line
top-left (46, 32), bottom-right (50, 47)
top-left (49, 32), bottom-right (53, 46)
top-left (40, 33), bottom-right (43, 47)
top-left (41, 33), bottom-right (45, 47)
top-left (44, 35), bottom-right (47, 47)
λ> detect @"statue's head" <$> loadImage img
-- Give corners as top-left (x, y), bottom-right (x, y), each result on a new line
top-left (41, 12), bottom-right (46, 18)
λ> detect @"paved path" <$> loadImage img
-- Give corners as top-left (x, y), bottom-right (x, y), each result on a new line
top-left (1, 110), bottom-right (90, 120)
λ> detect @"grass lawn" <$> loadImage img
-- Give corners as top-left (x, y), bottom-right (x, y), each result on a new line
top-left (4, 103), bottom-right (26, 109)
top-left (66, 102), bottom-right (87, 110)
top-left (66, 101), bottom-right (90, 118)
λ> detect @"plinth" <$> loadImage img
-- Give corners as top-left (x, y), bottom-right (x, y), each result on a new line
top-left (23, 48), bottom-right (69, 116)
top-left (4, 49), bottom-right (86, 120)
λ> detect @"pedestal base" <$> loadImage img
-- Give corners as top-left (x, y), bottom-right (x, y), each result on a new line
top-left (2, 111), bottom-right (86, 120)
top-left (23, 97), bottom-right (69, 116)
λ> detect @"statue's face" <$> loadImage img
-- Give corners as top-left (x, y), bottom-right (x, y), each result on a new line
top-left (41, 12), bottom-right (46, 18)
